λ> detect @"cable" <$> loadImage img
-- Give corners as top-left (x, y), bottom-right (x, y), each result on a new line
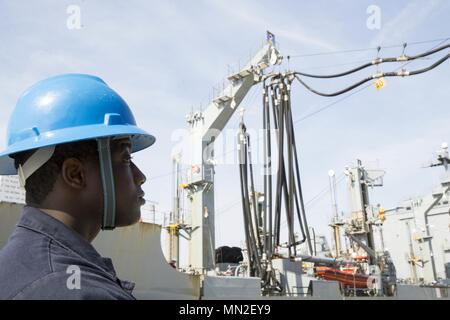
top-left (408, 52), bottom-right (450, 75)
top-left (215, 199), bottom-right (242, 215)
top-left (293, 43), bottom-right (450, 79)
top-left (213, 41), bottom-right (450, 159)
top-left (288, 37), bottom-right (450, 58)
top-left (293, 84), bottom-right (372, 124)
top-left (279, 174), bottom-right (346, 230)
top-left (297, 58), bottom-right (374, 71)
top-left (148, 167), bottom-right (183, 181)
top-left (295, 62), bottom-right (375, 79)
top-left (294, 74), bottom-right (373, 97)
top-left (293, 52), bottom-right (450, 97)
top-left (154, 39), bottom-right (450, 271)
top-left (408, 43), bottom-right (450, 60)
top-left (149, 39), bottom-right (450, 182)
top-left (218, 173), bottom-right (345, 228)
top-left (213, 78), bottom-right (372, 162)
top-left (292, 38), bottom-right (450, 123)
top-left (278, 39), bottom-right (450, 244)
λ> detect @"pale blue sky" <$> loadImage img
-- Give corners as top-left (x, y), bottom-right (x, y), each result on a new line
top-left (1, 0), bottom-right (449, 261)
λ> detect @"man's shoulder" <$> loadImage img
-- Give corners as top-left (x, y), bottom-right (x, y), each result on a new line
top-left (11, 270), bottom-right (134, 300)
top-left (0, 226), bottom-right (134, 300)
top-left (0, 226), bottom-right (54, 298)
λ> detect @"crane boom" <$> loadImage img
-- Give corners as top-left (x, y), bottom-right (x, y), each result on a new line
top-left (184, 38), bottom-right (282, 272)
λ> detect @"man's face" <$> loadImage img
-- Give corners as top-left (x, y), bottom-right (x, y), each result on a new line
top-left (110, 137), bottom-right (146, 227)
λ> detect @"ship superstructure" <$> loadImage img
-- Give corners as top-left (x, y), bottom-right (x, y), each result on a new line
top-left (1, 33), bottom-right (449, 299)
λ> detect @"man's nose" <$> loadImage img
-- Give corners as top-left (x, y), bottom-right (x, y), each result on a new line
top-left (132, 162), bottom-right (146, 186)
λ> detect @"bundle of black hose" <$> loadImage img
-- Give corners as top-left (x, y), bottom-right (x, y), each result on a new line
top-left (293, 47), bottom-right (450, 97)
top-left (293, 43), bottom-right (450, 79)
top-left (233, 76), bottom-right (317, 294)
top-left (263, 77), bottom-right (313, 257)
top-left (237, 123), bottom-right (262, 277)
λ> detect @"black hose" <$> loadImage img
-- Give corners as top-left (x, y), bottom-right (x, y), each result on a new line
top-left (408, 43), bottom-right (450, 60)
top-left (295, 62), bottom-right (373, 79)
top-left (239, 177), bottom-right (253, 274)
top-left (238, 124), bottom-right (262, 276)
top-left (263, 84), bottom-right (273, 258)
top-left (294, 52), bottom-right (450, 97)
top-left (238, 128), bottom-right (253, 275)
top-left (293, 43), bottom-right (450, 79)
top-left (285, 85), bottom-right (306, 246)
top-left (286, 81), bottom-right (313, 255)
top-left (406, 52), bottom-right (450, 75)
top-left (282, 83), bottom-right (296, 256)
top-left (262, 85), bottom-right (268, 258)
top-left (239, 127), bottom-right (256, 275)
top-left (271, 84), bottom-right (282, 247)
top-left (295, 75), bottom-right (372, 97)
top-left (310, 227), bottom-right (317, 256)
top-left (267, 80), bottom-right (312, 256)
top-left (273, 87), bottom-right (292, 248)
top-left (267, 79), bottom-right (314, 255)
top-left (247, 134), bottom-right (263, 253)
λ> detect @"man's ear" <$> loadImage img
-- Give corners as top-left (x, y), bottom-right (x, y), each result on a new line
top-left (61, 158), bottom-right (86, 189)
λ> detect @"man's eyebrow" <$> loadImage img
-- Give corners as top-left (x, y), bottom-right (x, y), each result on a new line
top-left (120, 142), bottom-right (132, 149)
top-left (112, 140), bottom-right (132, 152)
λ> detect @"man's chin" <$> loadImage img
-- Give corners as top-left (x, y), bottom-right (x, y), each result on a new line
top-left (115, 212), bottom-right (141, 227)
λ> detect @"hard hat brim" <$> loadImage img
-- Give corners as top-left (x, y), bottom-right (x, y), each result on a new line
top-left (0, 124), bottom-right (155, 175)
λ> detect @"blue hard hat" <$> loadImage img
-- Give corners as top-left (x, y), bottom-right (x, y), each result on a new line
top-left (0, 73), bottom-right (155, 175)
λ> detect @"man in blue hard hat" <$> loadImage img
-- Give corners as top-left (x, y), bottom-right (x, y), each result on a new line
top-left (0, 74), bottom-right (155, 299)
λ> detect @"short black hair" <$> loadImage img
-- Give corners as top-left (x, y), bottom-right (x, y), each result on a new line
top-left (13, 140), bottom-right (98, 205)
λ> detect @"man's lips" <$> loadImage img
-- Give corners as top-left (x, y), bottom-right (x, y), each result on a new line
top-left (138, 194), bottom-right (146, 205)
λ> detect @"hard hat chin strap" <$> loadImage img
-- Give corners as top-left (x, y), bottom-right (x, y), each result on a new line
top-left (18, 139), bottom-right (117, 229)
top-left (18, 145), bottom-right (56, 188)
top-left (97, 138), bottom-right (116, 230)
